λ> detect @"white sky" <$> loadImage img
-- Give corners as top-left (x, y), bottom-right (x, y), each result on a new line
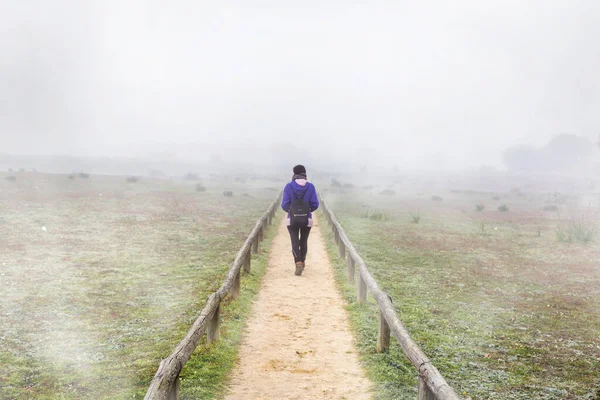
top-left (0, 1), bottom-right (598, 169)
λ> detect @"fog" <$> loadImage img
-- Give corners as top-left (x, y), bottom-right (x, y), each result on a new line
top-left (1, 1), bottom-right (599, 171)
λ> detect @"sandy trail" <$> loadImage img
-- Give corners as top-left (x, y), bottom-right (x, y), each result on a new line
top-left (225, 213), bottom-right (372, 400)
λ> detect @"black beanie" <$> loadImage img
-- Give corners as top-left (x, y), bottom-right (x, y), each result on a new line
top-left (293, 165), bottom-right (306, 175)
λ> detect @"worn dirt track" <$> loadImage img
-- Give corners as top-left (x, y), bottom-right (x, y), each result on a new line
top-left (225, 213), bottom-right (372, 400)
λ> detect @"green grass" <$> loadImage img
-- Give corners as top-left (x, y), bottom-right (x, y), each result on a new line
top-left (321, 211), bottom-right (422, 399)
top-left (178, 223), bottom-right (276, 399)
top-left (320, 192), bottom-right (600, 400)
top-left (0, 173), bottom-right (280, 399)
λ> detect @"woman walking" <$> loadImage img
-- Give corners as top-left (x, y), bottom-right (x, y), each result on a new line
top-left (281, 165), bottom-right (319, 276)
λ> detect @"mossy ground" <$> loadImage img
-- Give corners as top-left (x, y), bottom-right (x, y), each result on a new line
top-left (0, 172), bottom-right (279, 399)
top-left (320, 189), bottom-right (600, 400)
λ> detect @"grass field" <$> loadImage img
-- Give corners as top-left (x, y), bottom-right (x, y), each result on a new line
top-left (0, 171), bottom-right (278, 399)
top-left (322, 178), bottom-right (600, 399)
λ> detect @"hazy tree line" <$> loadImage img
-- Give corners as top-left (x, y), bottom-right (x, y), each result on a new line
top-left (503, 134), bottom-right (598, 172)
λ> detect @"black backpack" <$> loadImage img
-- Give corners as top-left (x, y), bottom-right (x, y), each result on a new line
top-left (289, 186), bottom-right (310, 227)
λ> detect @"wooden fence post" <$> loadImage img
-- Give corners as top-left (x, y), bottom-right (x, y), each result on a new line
top-left (358, 273), bottom-right (367, 304)
top-left (339, 240), bottom-right (346, 259)
top-left (418, 376), bottom-right (436, 400)
top-left (347, 257), bottom-right (355, 283)
top-left (377, 309), bottom-right (390, 353)
top-left (258, 224), bottom-right (264, 242)
top-left (252, 234), bottom-right (259, 254)
top-left (207, 304), bottom-right (221, 343)
top-left (167, 375), bottom-right (180, 400)
top-left (243, 249), bottom-right (251, 274)
top-left (230, 270), bottom-right (241, 299)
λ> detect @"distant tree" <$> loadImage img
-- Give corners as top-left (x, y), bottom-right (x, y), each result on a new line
top-left (503, 134), bottom-right (593, 172)
top-left (502, 145), bottom-right (540, 171)
top-left (148, 169), bottom-right (166, 178)
top-left (542, 134), bottom-right (592, 169)
top-left (210, 153), bottom-right (223, 164)
top-left (184, 172), bottom-right (200, 180)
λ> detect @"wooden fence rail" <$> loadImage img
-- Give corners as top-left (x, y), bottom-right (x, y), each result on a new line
top-left (145, 194), bottom-right (281, 400)
top-left (321, 197), bottom-right (460, 400)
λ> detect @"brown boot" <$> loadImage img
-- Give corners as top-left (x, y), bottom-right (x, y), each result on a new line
top-left (295, 261), bottom-right (303, 276)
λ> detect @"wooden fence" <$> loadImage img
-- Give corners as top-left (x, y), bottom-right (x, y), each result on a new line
top-left (145, 194), bottom-right (281, 400)
top-left (321, 197), bottom-right (460, 400)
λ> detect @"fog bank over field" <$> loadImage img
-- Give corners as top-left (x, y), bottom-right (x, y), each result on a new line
top-left (1, 1), bottom-right (599, 171)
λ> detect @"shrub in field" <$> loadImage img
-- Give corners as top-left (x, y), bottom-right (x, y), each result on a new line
top-left (19, 168), bottom-right (25, 172)
top-left (498, 204), bottom-right (510, 212)
top-left (361, 209), bottom-right (391, 221)
top-left (380, 189), bottom-right (395, 195)
top-left (556, 223), bottom-right (596, 243)
top-left (8, 168), bottom-right (13, 172)
top-left (184, 172), bottom-right (200, 180)
top-left (79, 172), bottom-right (90, 179)
top-left (67, 174), bottom-right (76, 180)
top-left (342, 183), bottom-right (354, 189)
top-left (432, 195), bottom-right (443, 201)
top-left (543, 205), bottom-right (558, 212)
top-left (5, 176), bottom-right (16, 182)
top-left (369, 212), bottom-right (387, 221)
top-left (234, 177), bottom-right (246, 183)
top-left (476, 203), bottom-right (485, 212)
top-left (223, 191), bottom-right (233, 197)
top-left (126, 176), bottom-right (139, 183)
top-left (363, 185), bottom-right (374, 190)
top-left (511, 187), bottom-right (524, 196)
top-left (552, 192), bottom-right (570, 205)
top-left (331, 178), bottom-right (342, 188)
top-left (410, 212), bottom-right (421, 223)
top-left (196, 183), bottom-right (207, 192)
top-left (148, 169), bottom-right (166, 178)
top-left (492, 195), bottom-right (500, 201)
top-left (556, 208), bottom-right (598, 244)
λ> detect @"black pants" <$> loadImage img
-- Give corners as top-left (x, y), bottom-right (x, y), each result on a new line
top-left (287, 225), bottom-right (311, 263)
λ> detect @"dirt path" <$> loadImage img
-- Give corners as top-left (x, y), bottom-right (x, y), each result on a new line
top-left (225, 214), bottom-right (372, 400)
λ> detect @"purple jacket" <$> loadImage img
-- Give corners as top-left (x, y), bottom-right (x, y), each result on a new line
top-left (281, 180), bottom-right (319, 225)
